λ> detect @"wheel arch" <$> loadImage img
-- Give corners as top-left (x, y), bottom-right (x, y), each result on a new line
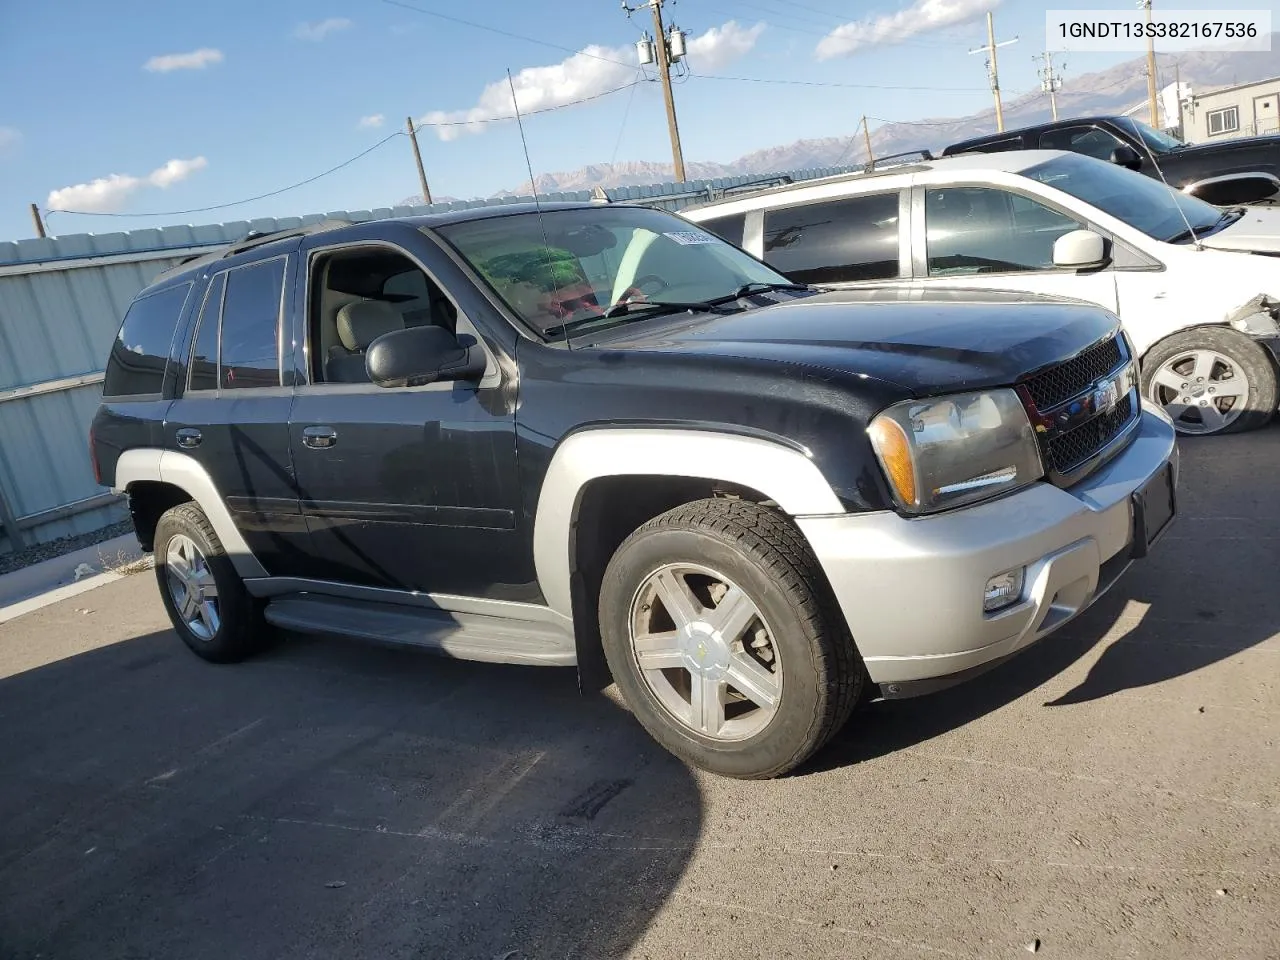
top-left (531, 427), bottom-right (845, 688)
top-left (113, 448), bottom-right (267, 579)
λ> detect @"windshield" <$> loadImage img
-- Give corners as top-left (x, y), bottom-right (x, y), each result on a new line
top-left (435, 206), bottom-right (788, 337)
top-left (1115, 117), bottom-right (1186, 153)
top-left (1021, 153), bottom-right (1224, 243)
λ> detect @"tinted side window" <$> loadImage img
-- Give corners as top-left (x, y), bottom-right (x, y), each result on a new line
top-left (762, 193), bottom-right (901, 284)
top-left (102, 283), bottom-right (191, 398)
top-left (187, 273), bottom-right (225, 392)
top-left (699, 213), bottom-right (746, 246)
top-left (950, 136), bottom-right (1024, 155)
top-left (219, 258), bottom-right (286, 390)
top-left (1038, 125), bottom-right (1124, 160)
top-left (925, 187), bottom-right (1082, 276)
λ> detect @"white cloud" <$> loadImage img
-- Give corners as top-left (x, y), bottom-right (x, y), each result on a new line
top-left (47, 156), bottom-right (208, 213)
top-left (420, 21), bottom-right (762, 141)
top-left (816, 0), bottom-right (995, 59)
top-left (685, 21), bottom-right (767, 71)
top-left (0, 126), bottom-right (21, 156)
top-left (295, 18), bottom-right (352, 41)
top-left (358, 114), bottom-right (386, 129)
top-left (147, 156), bottom-right (208, 188)
top-left (144, 48), bottom-right (224, 72)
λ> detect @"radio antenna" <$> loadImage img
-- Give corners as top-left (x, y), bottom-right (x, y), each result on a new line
top-left (507, 68), bottom-right (571, 348)
top-left (1128, 118), bottom-right (1201, 248)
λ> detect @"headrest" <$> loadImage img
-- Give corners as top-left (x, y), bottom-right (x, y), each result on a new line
top-left (336, 300), bottom-right (404, 351)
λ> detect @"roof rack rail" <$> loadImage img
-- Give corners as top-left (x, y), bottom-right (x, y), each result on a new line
top-left (220, 218), bottom-right (355, 259)
top-left (150, 218), bottom-right (356, 287)
top-left (864, 150), bottom-right (934, 172)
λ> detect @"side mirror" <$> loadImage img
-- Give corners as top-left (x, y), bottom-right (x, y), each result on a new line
top-left (365, 326), bottom-right (486, 388)
top-left (1053, 229), bottom-right (1109, 270)
top-left (1109, 145), bottom-right (1142, 170)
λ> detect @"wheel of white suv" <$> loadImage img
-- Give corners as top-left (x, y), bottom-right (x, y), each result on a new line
top-left (153, 502), bottom-right (270, 663)
top-left (598, 499), bottom-right (863, 779)
top-left (1141, 327), bottom-right (1278, 436)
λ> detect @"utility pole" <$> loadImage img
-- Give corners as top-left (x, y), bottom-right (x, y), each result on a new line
top-left (29, 203), bottom-right (46, 239)
top-left (1034, 50), bottom-right (1064, 121)
top-left (969, 12), bottom-right (1018, 132)
top-left (1174, 61), bottom-right (1185, 137)
top-left (861, 115), bottom-right (874, 165)
top-left (626, 0), bottom-right (687, 182)
top-left (1142, 0), bottom-right (1159, 126)
top-left (405, 116), bottom-right (433, 206)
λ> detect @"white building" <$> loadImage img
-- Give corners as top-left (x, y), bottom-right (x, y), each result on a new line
top-left (1182, 75), bottom-right (1280, 144)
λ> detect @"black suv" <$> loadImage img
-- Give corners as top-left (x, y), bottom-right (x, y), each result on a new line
top-left (942, 114), bottom-right (1280, 206)
top-left (91, 203), bottom-right (1178, 778)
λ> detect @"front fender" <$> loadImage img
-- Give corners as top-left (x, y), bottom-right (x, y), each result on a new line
top-left (531, 427), bottom-right (845, 621)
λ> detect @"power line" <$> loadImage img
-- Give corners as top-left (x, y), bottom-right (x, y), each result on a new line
top-left (45, 80), bottom-right (648, 219)
top-left (380, 0), bottom-right (638, 70)
top-left (692, 72), bottom-right (987, 92)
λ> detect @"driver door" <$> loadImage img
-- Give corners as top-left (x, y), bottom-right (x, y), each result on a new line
top-left (910, 183), bottom-right (1119, 313)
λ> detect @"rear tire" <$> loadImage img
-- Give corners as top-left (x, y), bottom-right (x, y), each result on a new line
top-left (598, 499), bottom-right (863, 779)
top-left (153, 502), bottom-right (270, 663)
top-left (1141, 327), bottom-right (1277, 436)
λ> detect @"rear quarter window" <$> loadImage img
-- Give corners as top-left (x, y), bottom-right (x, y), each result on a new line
top-left (102, 283), bottom-right (192, 398)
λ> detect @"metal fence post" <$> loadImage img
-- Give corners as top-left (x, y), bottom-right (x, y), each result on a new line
top-left (0, 480), bottom-right (27, 551)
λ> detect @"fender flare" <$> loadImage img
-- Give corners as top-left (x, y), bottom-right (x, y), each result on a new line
top-left (113, 448), bottom-right (268, 579)
top-left (531, 427), bottom-right (845, 621)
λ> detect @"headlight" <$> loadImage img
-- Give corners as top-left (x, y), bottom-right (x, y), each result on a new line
top-left (868, 388), bottom-right (1044, 514)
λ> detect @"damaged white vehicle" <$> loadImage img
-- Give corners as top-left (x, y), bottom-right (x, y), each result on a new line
top-left (685, 150), bottom-right (1280, 436)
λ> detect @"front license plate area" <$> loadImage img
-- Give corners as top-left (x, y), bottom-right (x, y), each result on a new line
top-left (1131, 464), bottom-right (1176, 558)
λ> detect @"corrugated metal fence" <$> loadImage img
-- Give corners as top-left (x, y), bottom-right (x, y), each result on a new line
top-left (0, 164), bottom-right (856, 554)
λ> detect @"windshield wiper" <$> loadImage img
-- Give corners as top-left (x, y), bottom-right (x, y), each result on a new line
top-left (542, 299), bottom-right (732, 338)
top-left (1165, 208), bottom-right (1244, 244)
top-left (719, 281), bottom-right (813, 301)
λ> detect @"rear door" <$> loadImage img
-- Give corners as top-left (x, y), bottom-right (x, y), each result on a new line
top-left (164, 251), bottom-right (307, 577)
top-left (909, 182), bottom-right (1120, 312)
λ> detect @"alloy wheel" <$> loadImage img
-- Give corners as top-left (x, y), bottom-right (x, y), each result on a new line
top-left (628, 562), bottom-right (782, 742)
top-left (165, 534), bottom-right (220, 641)
top-left (1148, 348), bottom-right (1249, 435)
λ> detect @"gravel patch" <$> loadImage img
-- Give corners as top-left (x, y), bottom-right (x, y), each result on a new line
top-left (0, 519), bottom-right (136, 577)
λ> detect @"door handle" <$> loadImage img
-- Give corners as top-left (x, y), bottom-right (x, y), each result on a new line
top-left (175, 428), bottom-right (202, 449)
top-left (302, 425), bottom-right (338, 449)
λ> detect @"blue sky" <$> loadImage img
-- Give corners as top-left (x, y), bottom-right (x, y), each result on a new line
top-left (0, 0), bottom-right (1164, 242)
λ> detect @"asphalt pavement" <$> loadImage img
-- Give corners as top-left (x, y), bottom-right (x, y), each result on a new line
top-left (1, 426), bottom-right (1277, 959)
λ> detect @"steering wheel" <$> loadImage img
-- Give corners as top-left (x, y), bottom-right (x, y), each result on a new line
top-left (631, 274), bottom-right (669, 295)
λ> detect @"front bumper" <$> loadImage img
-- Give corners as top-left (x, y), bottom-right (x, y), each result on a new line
top-left (796, 407), bottom-right (1178, 693)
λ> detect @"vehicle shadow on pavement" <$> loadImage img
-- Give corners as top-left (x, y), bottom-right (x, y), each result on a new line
top-left (809, 423), bottom-right (1280, 774)
top-left (0, 628), bottom-right (700, 960)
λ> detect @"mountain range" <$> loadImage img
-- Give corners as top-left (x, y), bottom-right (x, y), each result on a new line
top-left (403, 37), bottom-right (1280, 204)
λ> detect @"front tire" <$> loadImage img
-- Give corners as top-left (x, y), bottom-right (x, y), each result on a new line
top-left (1141, 327), bottom-right (1277, 436)
top-left (598, 499), bottom-right (863, 779)
top-left (153, 502), bottom-right (270, 663)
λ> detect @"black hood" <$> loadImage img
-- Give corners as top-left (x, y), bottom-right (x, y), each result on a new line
top-left (595, 287), bottom-right (1121, 397)
top-left (1170, 133), bottom-right (1280, 159)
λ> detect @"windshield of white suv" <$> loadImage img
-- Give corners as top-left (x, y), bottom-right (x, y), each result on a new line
top-left (1021, 153), bottom-right (1224, 243)
top-left (435, 207), bottom-right (791, 338)
top-left (1115, 117), bottom-right (1186, 153)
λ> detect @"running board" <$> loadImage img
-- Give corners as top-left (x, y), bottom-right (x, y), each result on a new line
top-left (263, 594), bottom-right (577, 667)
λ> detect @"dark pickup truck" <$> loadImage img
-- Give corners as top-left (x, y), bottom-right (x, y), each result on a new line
top-left (90, 203), bottom-right (1178, 778)
top-left (941, 114), bottom-right (1280, 206)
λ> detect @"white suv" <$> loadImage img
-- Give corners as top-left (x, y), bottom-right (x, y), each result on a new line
top-left (682, 149), bottom-right (1280, 436)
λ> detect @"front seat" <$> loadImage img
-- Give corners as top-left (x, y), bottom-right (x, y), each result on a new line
top-left (326, 300), bottom-right (405, 383)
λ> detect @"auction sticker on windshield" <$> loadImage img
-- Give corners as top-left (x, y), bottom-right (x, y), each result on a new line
top-left (665, 231), bottom-right (718, 245)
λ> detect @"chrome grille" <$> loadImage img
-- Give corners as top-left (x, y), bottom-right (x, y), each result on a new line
top-left (1023, 337), bottom-right (1124, 411)
top-left (1045, 394), bottom-right (1134, 474)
